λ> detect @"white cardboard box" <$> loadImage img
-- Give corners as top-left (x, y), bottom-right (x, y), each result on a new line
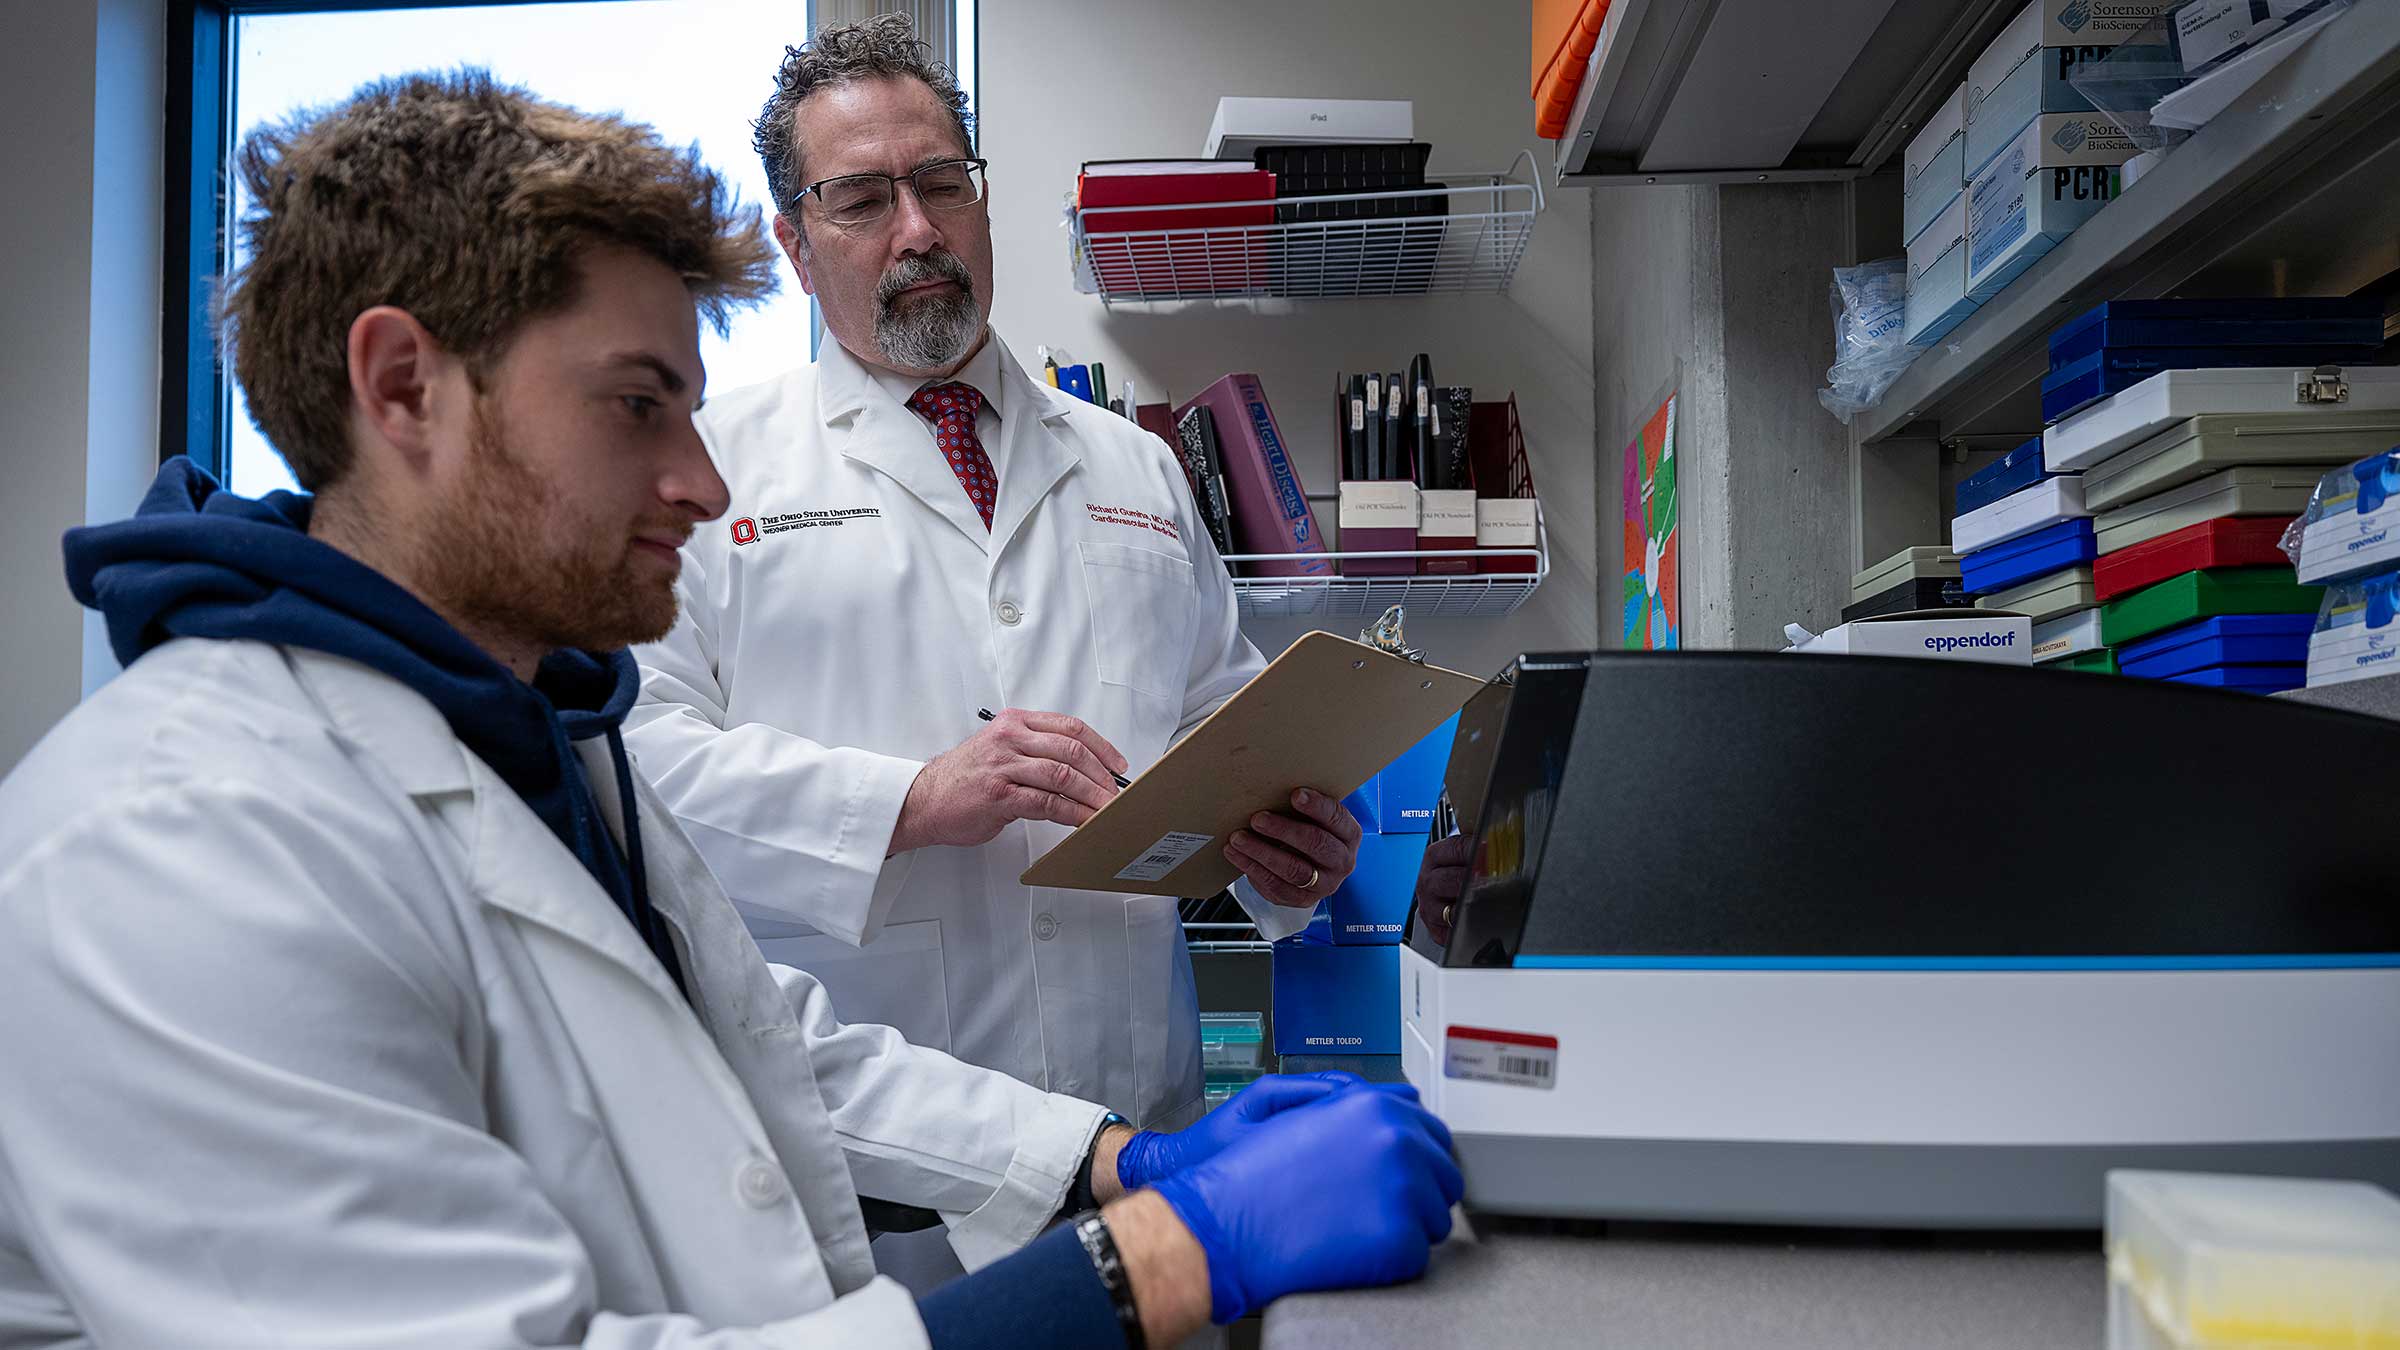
top-left (1904, 82), bottom-right (1968, 244)
top-left (1966, 114), bottom-right (2131, 300)
top-left (1906, 190), bottom-right (1977, 346)
top-left (1205, 97), bottom-right (1413, 160)
top-left (1788, 611), bottom-right (2033, 666)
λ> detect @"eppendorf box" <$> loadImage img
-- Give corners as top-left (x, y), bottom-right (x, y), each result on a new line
top-left (1789, 610), bottom-right (2034, 666)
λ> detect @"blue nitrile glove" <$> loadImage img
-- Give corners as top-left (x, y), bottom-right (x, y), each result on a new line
top-left (1146, 1082), bottom-right (1464, 1324)
top-left (1114, 1071), bottom-right (1365, 1191)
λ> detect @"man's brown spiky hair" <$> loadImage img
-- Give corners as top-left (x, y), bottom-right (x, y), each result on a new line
top-left (221, 68), bottom-right (777, 491)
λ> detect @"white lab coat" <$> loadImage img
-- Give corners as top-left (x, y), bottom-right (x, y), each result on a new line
top-left (0, 637), bottom-right (1107, 1348)
top-left (628, 333), bottom-right (1309, 1132)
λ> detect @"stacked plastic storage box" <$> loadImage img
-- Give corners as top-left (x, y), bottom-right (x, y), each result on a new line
top-left (1954, 433), bottom-right (2102, 665)
top-left (1846, 546), bottom-right (1964, 621)
top-left (2038, 299), bottom-right (2394, 694)
top-left (2289, 448), bottom-right (2400, 689)
top-left (1269, 714), bottom-right (1453, 1069)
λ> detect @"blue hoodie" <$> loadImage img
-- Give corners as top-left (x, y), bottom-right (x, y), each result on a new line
top-left (63, 458), bottom-right (686, 999)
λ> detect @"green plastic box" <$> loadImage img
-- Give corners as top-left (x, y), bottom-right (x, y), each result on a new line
top-left (2099, 567), bottom-right (2321, 648)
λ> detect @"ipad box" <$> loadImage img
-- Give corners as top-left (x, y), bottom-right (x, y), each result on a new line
top-left (1321, 831), bottom-right (1431, 945)
top-left (1272, 934), bottom-right (1400, 1055)
top-left (1206, 97), bottom-right (1413, 160)
top-left (1787, 611), bottom-right (2032, 666)
top-left (1904, 82), bottom-right (1967, 244)
top-left (1906, 191), bottom-right (1978, 346)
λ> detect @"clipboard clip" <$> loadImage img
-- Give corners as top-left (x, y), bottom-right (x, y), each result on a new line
top-left (1361, 605), bottom-right (1426, 665)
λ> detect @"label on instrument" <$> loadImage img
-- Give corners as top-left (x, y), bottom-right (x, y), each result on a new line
top-left (1445, 1025), bottom-right (1557, 1090)
top-left (1116, 831), bottom-right (1215, 883)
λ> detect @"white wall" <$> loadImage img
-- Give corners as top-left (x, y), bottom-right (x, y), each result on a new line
top-left (0, 0), bottom-right (163, 774)
top-left (980, 0), bottom-right (1599, 679)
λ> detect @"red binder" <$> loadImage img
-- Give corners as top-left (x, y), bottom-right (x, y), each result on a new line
top-left (1178, 373), bottom-right (1331, 579)
top-left (1077, 161), bottom-right (1274, 294)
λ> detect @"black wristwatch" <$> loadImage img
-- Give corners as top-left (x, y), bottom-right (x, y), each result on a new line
top-left (1066, 1110), bottom-right (1131, 1214)
top-left (1072, 1208), bottom-right (1147, 1350)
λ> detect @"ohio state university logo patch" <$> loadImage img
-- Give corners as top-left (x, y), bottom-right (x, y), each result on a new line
top-left (730, 517), bottom-right (760, 545)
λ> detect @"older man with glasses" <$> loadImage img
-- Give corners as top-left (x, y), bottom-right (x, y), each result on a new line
top-left (624, 14), bottom-right (1369, 1291)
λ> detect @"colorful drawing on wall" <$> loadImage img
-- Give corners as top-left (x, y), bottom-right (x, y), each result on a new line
top-left (1622, 391), bottom-right (1679, 650)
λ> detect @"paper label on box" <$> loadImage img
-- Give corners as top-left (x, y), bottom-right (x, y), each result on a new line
top-left (2174, 0), bottom-right (2316, 72)
top-left (1339, 481), bottom-right (1419, 529)
top-left (1445, 1025), bottom-right (1557, 1090)
top-left (2044, 0), bottom-right (2176, 45)
top-left (1115, 831), bottom-right (1216, 883)
top-left (1969, 142), bottom-right (2031, 273)
top-left (1421, 489), bottom-right (1477, 539)
top-left (1475, 498), bottom-right (1540, 546)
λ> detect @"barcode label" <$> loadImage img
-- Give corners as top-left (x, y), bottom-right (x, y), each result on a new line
top-left (1445, 1025), bottom-right (1558, 1090)
top-left (1115, 831), bottom-right (1216, 883)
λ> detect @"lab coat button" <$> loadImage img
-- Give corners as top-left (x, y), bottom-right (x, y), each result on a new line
top-left (996, 600), bottom-right (1023, 626)
top-left (1033, 912), bottom-right (1060, 941)
top-left (736, 1159), bottom-right (788, 1209)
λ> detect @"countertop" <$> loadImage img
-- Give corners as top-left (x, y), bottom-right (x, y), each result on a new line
top-left (1259, 1215), bottom-right (2106, 1349)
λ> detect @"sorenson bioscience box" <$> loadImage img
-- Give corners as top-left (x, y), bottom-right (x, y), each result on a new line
top-left (1966, 113), bottom-right (2134, 300)
top-left (1964, 0), bottom-right (2178, 175)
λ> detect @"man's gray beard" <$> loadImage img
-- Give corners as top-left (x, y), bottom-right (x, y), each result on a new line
top-left (875, 288), bottom-right (981, 370)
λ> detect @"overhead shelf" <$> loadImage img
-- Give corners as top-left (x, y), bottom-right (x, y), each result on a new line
top-left (1071, 161), bottom-right (1541, 304)
top-left (1553, 0), bottom-right (2019, 185)
top-left (1858, 3), bottom-right (2400, 446)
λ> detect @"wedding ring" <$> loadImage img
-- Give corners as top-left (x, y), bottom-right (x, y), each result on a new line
top-left (1441, 902), bottom-right (1454, 925)
top-left (1306, 867), bottom-right (1321, 891)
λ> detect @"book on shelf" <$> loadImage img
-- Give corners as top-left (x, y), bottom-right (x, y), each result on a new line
top-left (1177, 373), bottom-right (1332, 579)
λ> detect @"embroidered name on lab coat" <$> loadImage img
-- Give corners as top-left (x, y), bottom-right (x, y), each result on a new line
top-left (1084, 503), bottom-right (1180, 543)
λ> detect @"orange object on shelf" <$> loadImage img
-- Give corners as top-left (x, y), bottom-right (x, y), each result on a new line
top-left (1532, 0), bottom-right (1612, 140)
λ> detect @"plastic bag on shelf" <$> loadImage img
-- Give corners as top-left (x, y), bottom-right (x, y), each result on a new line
top-left (1817, 257), bottom-right (1914, 424)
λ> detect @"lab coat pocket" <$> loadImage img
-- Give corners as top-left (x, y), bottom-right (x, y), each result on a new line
top-left (755, 919), bottom-right (954, 1053)
top-left (1078, 541), bottom-right (1197, 702)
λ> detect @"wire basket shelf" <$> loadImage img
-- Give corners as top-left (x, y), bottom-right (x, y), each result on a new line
top-left (1221, 508), bottom-right (1548, 620)
top-left (1070, 154), bottom-right (1543, 304)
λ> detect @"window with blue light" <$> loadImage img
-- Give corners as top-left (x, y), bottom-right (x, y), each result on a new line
top-left (185, 1), bottom-right (976, 497)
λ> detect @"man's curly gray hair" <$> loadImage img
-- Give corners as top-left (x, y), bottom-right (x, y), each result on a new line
top-left (753, 13), bottom-right (976, 218)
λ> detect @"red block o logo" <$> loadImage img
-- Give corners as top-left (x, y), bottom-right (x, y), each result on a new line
top-left (730, 517), bottom-right (759, 545)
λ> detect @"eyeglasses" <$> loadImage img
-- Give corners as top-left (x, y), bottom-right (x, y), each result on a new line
top-left (793, 158), bottom-right (989, 230)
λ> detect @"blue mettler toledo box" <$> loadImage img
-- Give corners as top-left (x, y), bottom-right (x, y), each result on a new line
top-left (1349, 713), bottom-right (1459, 833)
top-left (1271, 928), bottom-right (1400, 1056)
top-left (1322, 831), bottom-right (1430, 944)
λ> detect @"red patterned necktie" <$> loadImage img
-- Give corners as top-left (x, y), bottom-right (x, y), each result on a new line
top-left (907, 381), bottom-right (996, 529)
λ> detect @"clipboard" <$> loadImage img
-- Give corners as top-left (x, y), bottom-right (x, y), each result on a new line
top-left (1020, 632), bottom-right (1487, 896)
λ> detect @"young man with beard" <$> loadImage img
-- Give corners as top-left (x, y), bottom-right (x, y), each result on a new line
top-left (627, 23), bottom-right (1363, 1290)
top-left (0, 70), bottom-right (1462, 1348)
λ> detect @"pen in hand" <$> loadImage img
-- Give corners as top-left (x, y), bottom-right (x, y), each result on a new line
top-left (977, 707), bottom-right (1132, 788)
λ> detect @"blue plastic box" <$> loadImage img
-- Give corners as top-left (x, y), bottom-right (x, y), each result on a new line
top-left (1271, 934), bottom-right (1400, 1056)
top-left (1321, 831), bottom-right (1430, 945)
top-left (1351, 713), bottom-right (1458, 834)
